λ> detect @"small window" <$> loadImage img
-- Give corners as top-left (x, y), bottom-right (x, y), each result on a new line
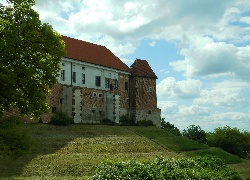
top-left (125, 82), bottom-right (128, 91)
top-left (82, 66), bottom-right (85, 70)
top-left (61, 70), bottom-right (65, 81)
top-left (72, 72), bottom-right (76, 83)
top-left (105, 78), bottom-right (109, 88)
top-left (96, 76), bottom-right (101, 87)
top-left (114, 79), bottom-right (118, 89)
top-left (149, 87), bottom-right (153, 93)
top-left (98, 93), bottom-right (103, 98)
top-left (126, 98), bottom-right (129, 103)
top-left (82, 73), bottom-right (85, 84)
top-left (60, 98), bottom-right (63, 103)
top-left (62, 62), bottom-right (65, 66)
top-left (93, 92), bottom-right (97, 97)
top-left (52, 107), bottom-right (57, 113)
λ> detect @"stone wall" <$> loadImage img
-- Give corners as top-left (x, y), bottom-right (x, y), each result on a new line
top-left (43, 72), bottom-right (130, 123)
top-left (129, 76), bottom-right (160, 126)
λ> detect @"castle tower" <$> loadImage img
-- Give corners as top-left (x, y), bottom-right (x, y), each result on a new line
top-left (129, 59), bottom-right (161, 126)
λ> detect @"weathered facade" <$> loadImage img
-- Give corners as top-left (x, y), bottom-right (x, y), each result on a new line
top-left (43, 36), bottom-right (161, 126)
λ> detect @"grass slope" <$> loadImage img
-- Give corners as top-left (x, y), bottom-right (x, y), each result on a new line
top-left (0, 124), bottom-right (247, 179)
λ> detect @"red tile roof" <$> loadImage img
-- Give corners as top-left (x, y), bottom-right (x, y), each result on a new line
top-left (61, 36), bottom-right (130, 72)
top-left (130, 59), bottom-right (157, 78)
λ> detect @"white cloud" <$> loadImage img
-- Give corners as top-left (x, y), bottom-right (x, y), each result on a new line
top-left (239, 16), bottom-right (250, 24)
top-left (157, 77), bottom-right (202, 99)
top-left (149, 41), bottom-right (156, 47)
top-left (194, 80), bottom-right (250, 108)
top-left (169, 37), bottom-right (250, 79)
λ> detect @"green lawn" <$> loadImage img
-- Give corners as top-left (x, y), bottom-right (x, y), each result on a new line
top-left (0, 124), bottom-right (247, 179)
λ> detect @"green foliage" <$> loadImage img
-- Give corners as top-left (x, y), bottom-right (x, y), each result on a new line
top-left (207, 126), bottom-right (250, 159)
top-left (0, 116), bottom-right (33, 157)
top-left (0, 0), bottom-right (65, 117)
top-left (90, 156), bottom-right (241, 180)
top-left (161, 118), bottom-right (181, 136)
top-left (186, 147), bottom-right (242, 164)
top-left (119, 114), bottom-right (132, 126)
top-left (137, 119), bottom-right (155, 126)
top-left (182, 125), bottom-right (207, 144)
top-left (128, 126), bottom-right (208, 151)
top-left (101, 118), bottom-right (114, 125)
top-left (50, 111), bottom-right (74, 125)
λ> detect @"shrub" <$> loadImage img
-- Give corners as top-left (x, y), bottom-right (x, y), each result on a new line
top-left (50, 111), bottom-right (74, 125)
top-left (182, 125), bottom-right (207, 144)
top-left (101, 118), bottom-right (114, 125)
top-left (0, 116), bottom-right (33, 157)
top-left (161, 119), bottom-right (181, 136)
top-left (90, 156), bottom-right (241, 180)
top-left (119, 114), bottom-right (132, 126)
top-left (207, 126), bottom-right (250, 159)
top-left (137, 119), bottom-right (154, 126)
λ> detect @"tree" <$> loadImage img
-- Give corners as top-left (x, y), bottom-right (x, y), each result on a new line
top-left (161, 118), bottom-right (181, 136)
top-left (207, 126), bottom-right (250, 159)
top-left (0, 0), bottom-right (65, 118)
top-left (182, 125), bottom-right (207, 144)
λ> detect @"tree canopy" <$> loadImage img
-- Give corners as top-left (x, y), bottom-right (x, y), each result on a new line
top-left (0, 0), bottom-right (65, 117)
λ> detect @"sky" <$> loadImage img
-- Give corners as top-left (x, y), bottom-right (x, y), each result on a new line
top-left (2, 0), bottom-right (250, 132)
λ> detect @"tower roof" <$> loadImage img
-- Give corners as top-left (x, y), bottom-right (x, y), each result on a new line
top-left (130, 59), bottom-right (157, 78)
top-left (61, 36), bottom-right (130, 72)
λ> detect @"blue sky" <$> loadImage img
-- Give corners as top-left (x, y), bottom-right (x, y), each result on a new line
top-left (2, 0), bottom-right (250, 131)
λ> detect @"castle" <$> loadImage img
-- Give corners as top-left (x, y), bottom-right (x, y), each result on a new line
top-left (42, 36), bottom-right (161, 126)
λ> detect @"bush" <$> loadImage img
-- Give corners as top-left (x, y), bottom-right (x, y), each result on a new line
top-left (207, 126), bottom-right (250, 159)
top-left (101, 118), bottom-right (114, 125)
top-left (161, 119), bottom-right (181, 136)
top-left (182, 125), bottom-right (207, 144)
top-left (0, 116), bottom-right (33, 157)
top-left (137, 119), bottom-right (154, 126)
top-left (119, 114), bottom-right (132, 126)
top-left (90, 156), bottom-right (241, 180)
top-left (50, 111), bottom-right (74, 125)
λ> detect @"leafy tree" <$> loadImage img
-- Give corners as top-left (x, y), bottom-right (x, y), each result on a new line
top-left (207, 126), bottom-right (250, 159)
top-left (161, 118), bottom-right (181, 136)
top-left (0, 0), bottom-right (65, 118)
top-left (182, 125), bottom-right (207, 144)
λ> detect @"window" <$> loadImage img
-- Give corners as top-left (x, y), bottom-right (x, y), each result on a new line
top-left (125, 82), bottom-right (128, 91)
top-left (52, 107), bottom-right (57, 113)
top-left (98, 93), bottom-right (103, 98)
top-left (114, 79), bottom-right (118, 89)
top-left (96, 76), bottom-right (101, 87)
top-left (149, 87), bottom-right (153, 93)
top-left (82, 66), bottom-right (85, 70)
top-left (72, 72), bottom-right (76, 83)
top-left (93, 92), bottom-right (97, 97)
top-left (62, 62), bottom-right (65, 66)
top-left (82, 73), bottom-right (85, 84)
top-left (61, 70), bottom-right (65, 81)
top-left (105, 78), bottom-right (109, 88)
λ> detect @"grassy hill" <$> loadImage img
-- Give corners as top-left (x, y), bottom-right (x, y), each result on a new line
top-left (0, 124), bottom-right (249, 179)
